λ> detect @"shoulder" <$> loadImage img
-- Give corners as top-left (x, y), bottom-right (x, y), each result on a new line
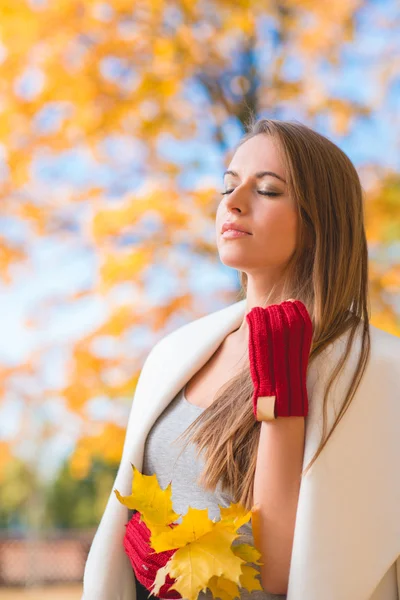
top-left (308, 320), bottom-right (400, 408)
top-left (315, 319), bottom-right (399, 371)
top-left (305, 320), bottom-right (400, 447)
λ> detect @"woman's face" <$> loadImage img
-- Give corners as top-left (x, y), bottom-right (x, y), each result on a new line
top-left (215, 134), bottom-right (298, 277)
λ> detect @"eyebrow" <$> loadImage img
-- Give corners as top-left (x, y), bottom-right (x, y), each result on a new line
top-left (223, 169), bottom-right (286, 184)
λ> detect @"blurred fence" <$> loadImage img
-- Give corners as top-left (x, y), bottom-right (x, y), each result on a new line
top-left (0, 529), bottom-right (95, 588)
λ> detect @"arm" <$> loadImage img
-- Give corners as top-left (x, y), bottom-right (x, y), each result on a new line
top-left (246, 299), bottom-right (312, 594)
top-left (253, 416), bottom-right (305, 594)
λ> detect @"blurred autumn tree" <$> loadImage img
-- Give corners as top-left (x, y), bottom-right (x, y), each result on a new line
top-left (44, 456), bottom-right (118, 529)
top-left (0, 445), bottom-right (42, 530)
top-left (0, 0), bottom-right (399, 523)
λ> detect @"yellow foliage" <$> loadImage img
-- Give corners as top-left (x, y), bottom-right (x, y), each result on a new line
top-left (115, 464), bottom-right (263, 600)
top-left (115, 465), bottom-right (180, 530)
top-left (208, 543), bottom-right (264, 600)
top-left (154, 522), bottom-right (244, 598)
top-left (69, 422), bottom-right (125, 479)
top-left (1, 0), bottom-right (399, 505)
top-left (0, 241), bottom-right (26, 284)
top-left (380, 266), bottom-right (400, 293)
top-left (224, 11), bottom-right (255, 36)
top-left (100, 247), bottom-right (153, 290)
top-left (365, 176), bottom-right (400, 244)
top-left (370, 308), bottom-right (400, 338)
top-left (0, 441), bottom-right (13, 484)
top-left (69, 448), bottom-right (91, 480)
top-left (64, 381), bottom-right (94, 412)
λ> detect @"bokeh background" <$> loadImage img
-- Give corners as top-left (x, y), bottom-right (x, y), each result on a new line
top-left (0, 0), bottom-right (399, 597)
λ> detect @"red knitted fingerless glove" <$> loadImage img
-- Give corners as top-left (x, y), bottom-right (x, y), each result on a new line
top-left (246, 299), bottom-right (313, 420)
top-left (124, 510), bottom-right (182, 599)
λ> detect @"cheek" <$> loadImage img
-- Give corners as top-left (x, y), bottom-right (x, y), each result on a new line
top-left (257, 206), bottom-right (298, 255)
top-left (215, 204), bottom-right (223, 228)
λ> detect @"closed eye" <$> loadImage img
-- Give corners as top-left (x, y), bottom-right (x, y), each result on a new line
top-left (220, 190), bottom-right (281, 197)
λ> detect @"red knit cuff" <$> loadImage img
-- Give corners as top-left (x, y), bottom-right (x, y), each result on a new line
top-left (124, 511), bottom-right (182, 598)
top-left (246, 300), bottom-right (313, 418)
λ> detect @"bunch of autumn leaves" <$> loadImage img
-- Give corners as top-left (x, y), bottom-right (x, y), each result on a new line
top-left (115, 464), bottom-right (264, 600)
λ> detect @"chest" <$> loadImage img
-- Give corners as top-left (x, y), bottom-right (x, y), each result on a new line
top-left (184, 337), bottom-right (248, 409)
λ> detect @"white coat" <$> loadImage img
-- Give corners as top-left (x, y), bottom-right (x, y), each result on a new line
top-left (82, 298), bottom-right (400, 600)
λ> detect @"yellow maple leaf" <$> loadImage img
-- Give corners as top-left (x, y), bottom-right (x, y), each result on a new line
top-left (233, 543), bottom-right (264, 591)
top-left (114, 463), bottom-right (180, 531)
top-left (150, 506), bottom-right (214, 552)
top-left (207, 575), bottom-right (239, 600)
top-left (239, 564), bottom-right (263, 592)
top-left (115, 466), bottom-right (265, 600)
top-left (152, 519), bottom-right (244, 600)
top-left (232, 542), bottom-right (263, 567)
top-left (219, 502), bottom-right (255, 533)
top-left (206, 543), bottom-right (263, 600)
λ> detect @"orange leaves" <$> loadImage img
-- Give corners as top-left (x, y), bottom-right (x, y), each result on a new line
top-left (148, 293), bottom-right (193, 331)
top-left (223, 11), bottom-right (256, 36)
top-left (365, 175), bottom-right (400, 244)
top-left (364, 175), bottom-right (400, 337)
top-left (379, 266), bottom-right (400, 293)
top-left (0, 441), bottom-right (13, 485)
top-left (91, 192), bottom-right (190, 245)
top-left (153, 39), bottom-right (180, 77)
top-left (370, 307), bottom-right (400, 338)
top-left (61, 336), bottom-right (138, 413)
top-left (115, 464), bottom-right (264, 600)
top-left (100, 247), bottom-right (153, 290)
top-left (115, 465), bottom-right (180, 530)
top-left (0, 0), bottom-right (398, 501)
top-left (15, 202), bottom-right (47, 234)
top-left (0, 5), bottom-right (42, 55)
top-left (0, 238), bottom-right (26, 284)
top-left (287, 0), bottom-right (361, 55)
top-left (70, 422), bottom-right (125, 479)
top-left (64, 380), bottom-right (97, 413)
top-left (63, 344), bottom-right (109, 412)
top-left (91, 189), bottom-right (191, 292)
top-left (96, 305), bottom-right (138, 337)
top-left (69, 445), bottom-right (92, 480)
top-left (92, 203), bottom-right (139, 241)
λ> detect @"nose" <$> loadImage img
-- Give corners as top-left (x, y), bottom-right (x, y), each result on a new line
top-left (223, 182), bottom-right (251, 212)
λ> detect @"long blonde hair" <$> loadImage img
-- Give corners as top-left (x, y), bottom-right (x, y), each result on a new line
top-left (173, 117), bottom-right (371, 511)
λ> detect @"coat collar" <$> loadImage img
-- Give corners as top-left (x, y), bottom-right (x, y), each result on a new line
top-left (82, 299), bottom-right (400, 600)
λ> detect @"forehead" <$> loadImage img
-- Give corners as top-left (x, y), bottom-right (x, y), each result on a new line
top-left (226, 134), bottom-right (285, 180)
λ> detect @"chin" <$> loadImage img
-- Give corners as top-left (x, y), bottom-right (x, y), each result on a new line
top-left (218, 251), bottom-right (254, 271)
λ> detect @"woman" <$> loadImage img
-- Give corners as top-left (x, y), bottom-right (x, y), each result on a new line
top-left (82, 119), bottom-right (400, 600)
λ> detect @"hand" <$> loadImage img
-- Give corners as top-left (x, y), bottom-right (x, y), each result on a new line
top-left (124, 510), bottom-right (181, 598)
top-left (246, 299), bottom-right (313, 421)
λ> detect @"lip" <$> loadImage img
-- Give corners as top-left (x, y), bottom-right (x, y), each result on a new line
top-left (222, 229), bottom-right (251, 239)
top-left (221, 221), bottom-right (251, 234)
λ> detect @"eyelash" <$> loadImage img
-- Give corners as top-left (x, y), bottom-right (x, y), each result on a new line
top-left (220, 190), bottom-right (280, 197)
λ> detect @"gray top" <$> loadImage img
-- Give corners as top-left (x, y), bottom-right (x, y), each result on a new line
top-left (128, 385), bottom-right (287, 600)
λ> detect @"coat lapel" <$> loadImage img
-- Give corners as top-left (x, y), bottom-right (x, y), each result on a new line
top-left (82, 299), bottom-right (400, 600)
